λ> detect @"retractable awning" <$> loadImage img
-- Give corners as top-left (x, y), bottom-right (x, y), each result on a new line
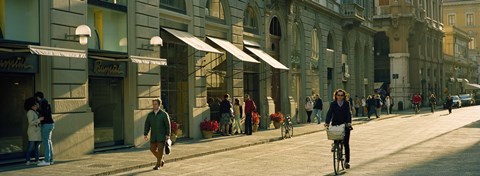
top-left (207, 37), bottom-right (260, 63)
top-left (162, 28), bottom-right (222, 54)
top-left (130, 55), bottom-right (167, 66)
top-left (465, 83), bottom-right (480, 90)
top-left (245, 47), bottom-right (289, 70)
top-left (28, 45), bottom-right (86, 58)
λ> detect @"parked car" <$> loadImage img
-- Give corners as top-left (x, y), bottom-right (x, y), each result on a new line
top-left (459, 94), bottom-right (475, 106)
top-left (452, 95), bottom-right (462, 108)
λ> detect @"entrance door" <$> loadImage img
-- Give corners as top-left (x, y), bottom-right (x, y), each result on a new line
top-left (89, 77), bottom-right (124, 148)
top-left (0, 73), bottom-right (34, 160)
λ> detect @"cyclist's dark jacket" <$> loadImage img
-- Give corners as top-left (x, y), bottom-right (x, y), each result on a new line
top-left (325, 101), bottom-right (352, 126)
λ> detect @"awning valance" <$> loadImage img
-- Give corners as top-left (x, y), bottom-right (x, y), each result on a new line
top-left (465, 83), bottom-right (480, 90)
top-left (245, 47), bottom-right (289, 70)
top-left (243, 40), bottom-right (261, 47)
top-left (28, 45), bottom-right (86, 58)
top-left (130, 55), bottom-right (167, 66)
top-left (207, 37), bottom-right (259, 63)
top-left (162, 28), bottom-right (222, 54)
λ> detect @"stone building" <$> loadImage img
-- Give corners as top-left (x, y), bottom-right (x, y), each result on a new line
top-left (373, 0), bottom-right (444, 108)
top-left (0, 0), bottom-right (374, 161)
top-left (443, 0), bottom-right (480, 91)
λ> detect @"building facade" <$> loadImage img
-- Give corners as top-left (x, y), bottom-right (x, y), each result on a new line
top-left (0, 0), bottom-right (375, 161)
top-left (442, 26), bottom-right (472, 95)
top-left (374, 0), bottom-right (444, 108)
top-left (443, 0), bottom-right (480, 86)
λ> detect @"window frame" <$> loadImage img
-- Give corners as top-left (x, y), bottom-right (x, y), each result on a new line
top-left (466, 13), bottom-right (474, 27)
top-left (160, 0), bottom-right (186, 14)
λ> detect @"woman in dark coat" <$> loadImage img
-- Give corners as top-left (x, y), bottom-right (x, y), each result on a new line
top-left (325, 89), bottom-right (353, 169)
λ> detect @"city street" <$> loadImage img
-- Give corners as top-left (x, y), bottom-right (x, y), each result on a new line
top-left (115, 106), bottom-right (480, 176)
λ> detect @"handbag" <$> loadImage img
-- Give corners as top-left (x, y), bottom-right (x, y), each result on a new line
top-left (327, 124), bottom-right (345, 140)
top-left (165, 139), bottom-right (172, 155)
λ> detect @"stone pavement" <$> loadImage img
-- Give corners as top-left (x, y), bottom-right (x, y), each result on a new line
top-left (0, 109), bottom-right (418, 176)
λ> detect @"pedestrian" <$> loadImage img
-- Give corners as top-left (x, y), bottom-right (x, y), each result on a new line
top-left (305, 96), bottom-right (314, 123)
top-left (144, 99), bottom-right (171, 170)
top-left (232, 98), bottom-right (243, 134)
top-left (243, 94), bottom-right (256, 135)
top-left (445, 95), bottom-right (453, 114)
top-left (375, 94), bottom-right (382, 117)
top-left (324, 89), bottom-right (353, 169)
top-left (389, 96), bottom-right (394, 114)
top-left (24, 97), bottom-right (43, 165)
top-left (219, 94), bottom-right (233, 136)
top-left (385, 96), bottom-right (391, 115)
top-left (367, 95), bottom-right (379, 119)
top-left (361, 96), bottom-right (366, 116)
top-left (429, 93), bottom-right (436, 113)
top-left (313, 94), bottom-right (323, 124)
top-left (35, 92), bottom-right (55, 166)
top-left (354, 96), bottom-right (361, 117)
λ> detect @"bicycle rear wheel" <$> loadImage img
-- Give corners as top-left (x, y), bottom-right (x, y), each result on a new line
top-left (281, 123), bottom-right (286, 139)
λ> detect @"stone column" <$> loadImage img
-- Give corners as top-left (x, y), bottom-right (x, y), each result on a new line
top-left (389, 53), bottom-right (411, 111)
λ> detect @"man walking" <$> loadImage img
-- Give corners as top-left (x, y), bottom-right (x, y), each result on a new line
top-left (144, 99), bottom-right (171, 170)
top-left (313, 94), bottom-right (323, 124)
top-left (243, 94), bottom-right (256, 135)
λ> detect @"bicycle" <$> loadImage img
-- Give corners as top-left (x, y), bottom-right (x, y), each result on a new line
top-left (326, 124), bottom-right (346, 175)
top-left (413, 103), bottom-right (420, 114)
top-left (281, 115), bottom-right (293, 139)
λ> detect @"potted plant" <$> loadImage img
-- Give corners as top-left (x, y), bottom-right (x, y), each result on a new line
top-left (252, 112), bottom-right (260, 132)
top-left (200, 119), bottom-right (219, 139)
top-left (270, 112), bottom-right (284, 129)
top-left (170, 121), bottom-right (181, 144)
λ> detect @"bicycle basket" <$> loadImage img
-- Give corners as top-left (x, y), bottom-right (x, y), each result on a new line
top-left (326, 124), bottom-right (345, 140)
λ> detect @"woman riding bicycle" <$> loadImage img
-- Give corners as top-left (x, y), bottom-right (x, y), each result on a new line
top-left (324, 89), bottom-right (353, 169)
top-left (412, 93), bottom-right (422, 113)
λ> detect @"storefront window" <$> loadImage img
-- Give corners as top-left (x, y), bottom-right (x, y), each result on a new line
top-left (0, 0), bottom-right (39, 42)
top-left (205, 51), bottom-right (227, 122)
top-left (87, 5), bottom-right (127, 52)
top-left (160, 40), bottom-right (189, 137)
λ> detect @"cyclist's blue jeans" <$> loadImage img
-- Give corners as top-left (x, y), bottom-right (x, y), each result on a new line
top-left (42, 123), bottom-right (55, 163)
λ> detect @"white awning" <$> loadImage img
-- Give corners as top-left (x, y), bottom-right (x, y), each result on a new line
top-left (243, 40), bottom-right (261, 47)
top-left (28, 45), bottom-right (86, 58)
top-left (207, 37), bottom-right (259, 63)
top-left (129, 55), bottom-right (167, 66)
top-left (465, 83), bottom-right (480, 90)
top-left (245, 47), bottom-right (289, 70)
top-left (162, 28), bottom-right (222, 54)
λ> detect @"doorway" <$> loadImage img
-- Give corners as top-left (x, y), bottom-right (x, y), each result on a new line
top-left (89, 77), bottom-right (124, 148)
top-left (0, 73), bottom-right (34, 160)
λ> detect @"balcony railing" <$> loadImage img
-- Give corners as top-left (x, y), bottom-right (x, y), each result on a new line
top-left (342, 3), bottom-right (364, 20)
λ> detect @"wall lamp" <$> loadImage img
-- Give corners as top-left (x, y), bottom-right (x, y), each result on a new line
top-left (65, 25), bottom-right (92, 45)
top-left (142, 36), bottom-right (163, 49)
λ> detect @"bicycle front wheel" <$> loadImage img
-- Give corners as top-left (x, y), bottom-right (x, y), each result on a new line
top-left (288, 123), bottom-right (293, 138)
top-left (281, 123), bottom-right (286, 139)
top-left (333, 143), bottom-right (340, 175)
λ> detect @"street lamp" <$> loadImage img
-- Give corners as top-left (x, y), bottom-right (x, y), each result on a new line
top-left (65, 25), bottom-right (92, 45)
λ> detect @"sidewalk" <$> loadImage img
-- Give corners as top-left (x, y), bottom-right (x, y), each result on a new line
top-left (0, 110), bottom-right (416, 176)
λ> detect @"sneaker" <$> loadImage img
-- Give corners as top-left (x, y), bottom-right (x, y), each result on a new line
top-left (50, 161), bottom-right (54, 165)
top-left (345, 162), bottom-right (350, 169)
top-left (26, 161), bottom-right (31, 165)
top-left (37, 161), bottom-right (51, 166)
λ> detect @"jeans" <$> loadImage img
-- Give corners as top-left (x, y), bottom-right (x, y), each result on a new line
top-left (306, 111), bottom-right (312, 123)
top-left (42, 123), bottom-right (54, 163)
top-left (344, 128), bottom-right (351, 163)
top-left (25, 141), bottom-right (41, 162)
top-left (313, 109), bottom-right (322, 124)
top-left (245, 112), bottom-right (252, 135)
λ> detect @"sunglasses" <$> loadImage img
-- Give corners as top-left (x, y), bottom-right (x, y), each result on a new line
top-left (336, 94), bottom-right (345, 96)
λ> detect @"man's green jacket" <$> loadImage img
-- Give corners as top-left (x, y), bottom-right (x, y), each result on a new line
top-left (144, 110), bottom-right (171, 142)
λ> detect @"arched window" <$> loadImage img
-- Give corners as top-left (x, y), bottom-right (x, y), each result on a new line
top-left (269, 17), bottom-right (281, 36)
top-left (311, 29), bottom-right (319, 60)
top-left (243, 6), bottom-right (258, 34)
top-left (206, 0), bottom-right (224, 20)
top-left (160, 0), bottom-right (186, 14)
top-left (327, 33), bottom-right (334, 50)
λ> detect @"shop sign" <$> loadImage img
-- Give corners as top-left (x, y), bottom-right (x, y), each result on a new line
top-left (0, 55), bottom-right (38, 73)
top-left (89, 59), bottom-right (126, 77)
